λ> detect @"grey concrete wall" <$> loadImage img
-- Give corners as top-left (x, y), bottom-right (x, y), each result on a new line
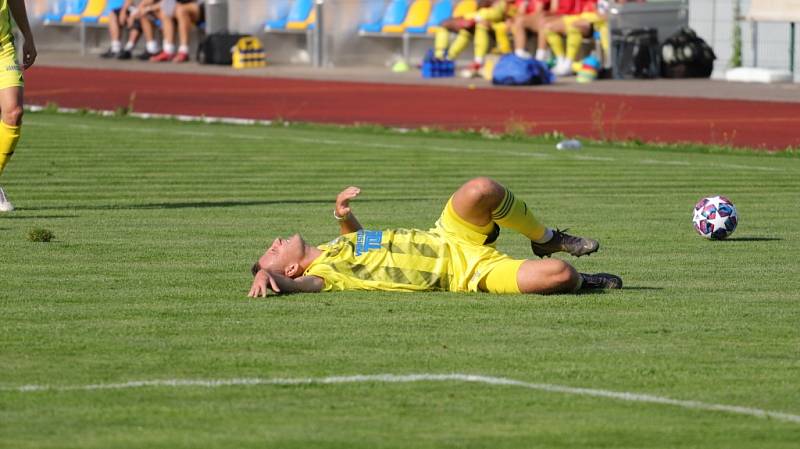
top-left (689, 0), bottom-right (800, 81)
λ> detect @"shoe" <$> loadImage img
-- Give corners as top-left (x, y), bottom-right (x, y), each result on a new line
top-left (172, 51), bottom-right (189, 63)
top-left (553, 59), bottom-right (574, 76)
top-left (136, 51), bottom-right (157, 61)
top-left (531, 229), bottom-right (599, 258)
top-left (150, 51), bottom-right (174, 62)
top-left (117, 50), bottom-right (132, 60)
top-left (99, 49), bottom-right (119, 59)
top-left (459, 61), bottom-right (482, 79)
top-left (579, 273), bottom-right (623, 290)
top-left (0, 186), bottom-right (14, 212)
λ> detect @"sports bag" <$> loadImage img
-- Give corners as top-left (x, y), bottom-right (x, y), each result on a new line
top-left (660, 27), bottom-right (716, 78)
top-left (492, 54), bottom-right (554, 86)
top-left (197, 33), bottom-right (248, 65)
top-left (612, 28), bottom-right (660, 79)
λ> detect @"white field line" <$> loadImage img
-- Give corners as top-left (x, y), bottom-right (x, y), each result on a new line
top-left (24, 115), bottom-right (792, 172)
top-left (6, 373), bottom-right (800, 424)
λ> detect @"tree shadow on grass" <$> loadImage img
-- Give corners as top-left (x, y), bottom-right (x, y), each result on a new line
top-left (21, 198), bottom-right (415, 211)
top-left (0, 215), bottom-right (78, 219)
top-left (715, 236), bottom-right (782, 242)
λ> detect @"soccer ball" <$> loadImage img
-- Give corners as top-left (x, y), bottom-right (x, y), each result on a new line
top-left (692, 196), bottom-right (738, 240)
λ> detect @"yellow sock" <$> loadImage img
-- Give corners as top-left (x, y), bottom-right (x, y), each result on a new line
top-left (474, 24), bottom-right (490, 60)
top-left (595, 20), bottom-right (609, 54)
top-left (546, 32), bottom-right (565, 58)
top-left (492, 22), bottom-right (511, 54)
top-left (565, 26), bottom-right (583, 61)
top-left (448, 29), bottom-right (472, 59)
top-left (0, 121), bottom-right (20, 175)
top-left (434, 28), bottom-right (450, 59)
top-left (491, 188), bottom-right (547, 241)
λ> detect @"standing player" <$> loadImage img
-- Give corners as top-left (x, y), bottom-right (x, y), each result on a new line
top-left (0, 0), bottom-right (36, 212)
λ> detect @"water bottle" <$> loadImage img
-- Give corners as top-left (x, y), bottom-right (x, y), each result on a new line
top-left (556, 139), bottom-right (582, 150)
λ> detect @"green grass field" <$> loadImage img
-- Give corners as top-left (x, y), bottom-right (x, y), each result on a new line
top-left (1, 112), bottom-right (799, 448)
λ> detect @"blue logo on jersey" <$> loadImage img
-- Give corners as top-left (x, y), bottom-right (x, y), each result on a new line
top-left (355, 230), bottom-right (383, 256)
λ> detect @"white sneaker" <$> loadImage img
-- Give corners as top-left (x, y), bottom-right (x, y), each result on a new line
top-left (0, 186), bottom-right (14, 212)
top-left (553, 58), bottom-right (574, 76)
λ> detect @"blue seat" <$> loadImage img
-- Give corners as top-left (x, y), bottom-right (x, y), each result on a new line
top-left (42, 0), bottom-right (86, 23)
top-left (358, 0), bottom-right (386, 32)
top-left (360, 0), bottom-right (409, 33)
top-left (408, 0), bottom-right (451, 34)
top-left (265, 0), bottom-right (292, 30)
top-left (83, 0), bottom-right (125, 24)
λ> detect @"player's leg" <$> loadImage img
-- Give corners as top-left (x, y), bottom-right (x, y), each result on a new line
top-left (151, 2), bottom-right (177, 62)
top-left (491, 21), bottom-right (511, 54)
top-left (174, 2), bottom-right (200, 62)
top-left (101, 9), bottom-right (122, 58)
top-left (482, 259), bottom-right (621, 294)
top-left (451, 177), bottom-right (598, 257)
top-left (0, 86), bottom-right (23, 212)
top-left (138, 13), bottom-right (161, 59)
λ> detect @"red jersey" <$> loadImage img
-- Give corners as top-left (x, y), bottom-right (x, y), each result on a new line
top-left (554, 0), bottom-right (581, 14)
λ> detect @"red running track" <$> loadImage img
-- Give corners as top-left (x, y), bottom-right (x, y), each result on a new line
top-left (25, 66), bottom-right (800, 150)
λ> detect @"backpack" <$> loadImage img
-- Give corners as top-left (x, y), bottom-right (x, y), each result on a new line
top-left (612, 28), bottom-right (661, 79)
top-left (491, 54), bottom-right (554, 86)
top-left (660, 27), bottom-right (716, 78)
top-left (197, 33), bottom-right (249, 65)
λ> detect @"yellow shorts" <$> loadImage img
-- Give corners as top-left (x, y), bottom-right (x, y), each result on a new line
top-left (563, 12), bottom-right (604, 27)
top-left (0, 40), bottom-right (23, 90)
top-left (432, 196), bottom-right (524, 294)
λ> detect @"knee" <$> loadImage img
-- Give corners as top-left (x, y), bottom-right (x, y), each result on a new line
top-left (2, 105), bottom-right (23, 126)
top-left (550, 259), bottom-right (579, 289)
top-left (462, 177), bottom-right (504, 205)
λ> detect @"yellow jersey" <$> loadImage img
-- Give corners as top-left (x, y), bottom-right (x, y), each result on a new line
top-left (0, 1), bottom-right (12, 45)
top-left (304, 225), bottom-right (517, 293)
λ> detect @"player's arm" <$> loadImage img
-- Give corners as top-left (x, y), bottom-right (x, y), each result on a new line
top-left (248, 269), bottom-right (323, 297)
top-left (7, 0), bottom-right (36, 70)
top-left (334, 186), bottom-right (363, 235)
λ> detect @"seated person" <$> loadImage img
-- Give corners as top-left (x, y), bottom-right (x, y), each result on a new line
top-left (433, 0), bottom-right (512, 77)
top-left (510, 0), bottom-right (555, 61)
top-left (248, 177), bottom-right (621, 297)
top-left (541, 0), bottom-right (613, 75)
top-left (100, 0), bottom-right (160, 60)
top-left (150, 0), bottom-right (204, 62)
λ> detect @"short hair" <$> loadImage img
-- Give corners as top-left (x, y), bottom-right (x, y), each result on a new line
top-left (251, 261), bottom-right (261, 277)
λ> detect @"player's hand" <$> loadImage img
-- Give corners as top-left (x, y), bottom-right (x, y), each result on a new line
top-left (335, 186), bottom-right (360, 220)
top-left (21, 39), bottom-right (36, 70)
top-left (248, 269), bottom-right (281, 297)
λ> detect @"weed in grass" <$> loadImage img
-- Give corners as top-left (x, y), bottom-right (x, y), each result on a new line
top-left (26, 228), bottom-right (55, 242)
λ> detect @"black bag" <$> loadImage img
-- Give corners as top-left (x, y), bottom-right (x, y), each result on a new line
top-left (197, 33), bottom-right (248, 65)
top-left (660, 27), bottom-right (716, 78)
top-left (612, 28), bottom-right (660, 79)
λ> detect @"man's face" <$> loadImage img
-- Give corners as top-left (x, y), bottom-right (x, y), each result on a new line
top-left (258, 234), bottom-right (307, 277)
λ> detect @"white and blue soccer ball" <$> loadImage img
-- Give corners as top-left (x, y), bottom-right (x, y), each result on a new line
top-left (692, 195), bottom-right (738, 240)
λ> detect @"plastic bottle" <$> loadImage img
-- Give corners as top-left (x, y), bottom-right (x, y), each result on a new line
top-left (556, 139), bottom-right (582, 150)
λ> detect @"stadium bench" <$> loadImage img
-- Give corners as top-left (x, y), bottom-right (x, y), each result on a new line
top-left (264, 0), bottom-right (317, 64)
top-left (359, 0), bottom-right (438, 61)
top-left (42, 0), bottom-right (123, 55)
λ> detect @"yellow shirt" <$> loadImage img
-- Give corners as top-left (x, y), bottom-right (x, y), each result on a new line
top-left (0, 1), bottom-right (11, 45)
top-left (305, 229), bottom-right (453, 292)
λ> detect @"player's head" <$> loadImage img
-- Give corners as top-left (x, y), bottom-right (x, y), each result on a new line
top-left (251, 234), bottom-right (310, 279)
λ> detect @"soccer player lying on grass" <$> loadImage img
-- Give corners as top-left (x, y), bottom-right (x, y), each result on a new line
top-left (248, 177), bottom-right (621, 297)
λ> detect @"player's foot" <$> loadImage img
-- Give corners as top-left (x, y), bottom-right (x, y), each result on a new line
top-left (553, 58), bottom-right (574, 76)
top-left (0, 186), bottom-right (14, 212)
top-left (172, 51), bottom-right (189, 63)
top-left (136, 51), bottom-right (157, 61)
top-left (531, 229), bottom-right (599, 258)
top-left (459, 61), bottom-right (482, 78)
top-left (117, 49), bottom-right (132, 60)
top-left (579, 273), bottom-right (623, 290)
top-left (150, 51), bottom-right (174, 62)
top-left (99, 48), bottom-right (118, 59)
